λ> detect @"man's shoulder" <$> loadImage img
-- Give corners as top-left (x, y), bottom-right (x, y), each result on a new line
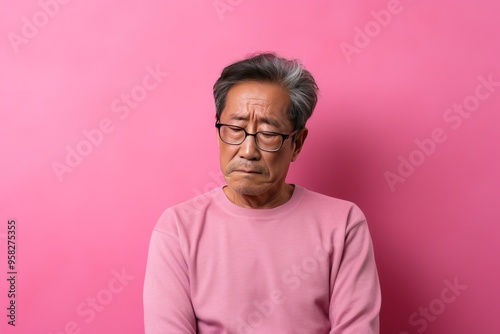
top-left (297, 186), bottom-right (365, 221)
top-left (171, 186), bottom-right (221, 212)
top-left (153, 187), bottom-right (222, 234)
top-left (299, 186), bottom-right (357, 207)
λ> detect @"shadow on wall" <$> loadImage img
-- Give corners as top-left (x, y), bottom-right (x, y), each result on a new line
top-left (297, 118), bottom-right (376, 202)
top-left (296, 119), bottom-right (426, 333)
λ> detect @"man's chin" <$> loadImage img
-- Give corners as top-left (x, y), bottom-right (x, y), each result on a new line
top-left (225, 181), bottom-right (267, 197)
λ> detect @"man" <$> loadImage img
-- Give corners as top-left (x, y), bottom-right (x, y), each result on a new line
top-left (143, 53), bottom-right (381, 333)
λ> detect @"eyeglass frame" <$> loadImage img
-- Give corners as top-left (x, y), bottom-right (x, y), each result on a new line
top-left (215, 121), bottom-right (299, 152)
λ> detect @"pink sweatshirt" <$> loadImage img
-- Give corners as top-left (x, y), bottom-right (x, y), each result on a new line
top-left (143, 185), bottom-right (380, 333)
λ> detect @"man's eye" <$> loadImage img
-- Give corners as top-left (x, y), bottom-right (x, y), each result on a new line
top-left (260, 132), bottom-right (278, 139)
top-left (227, 126), bottom-right (243, 132)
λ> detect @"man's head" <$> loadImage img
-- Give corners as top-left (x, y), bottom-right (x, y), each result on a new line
top-left (213, 53), bottom-right (318, 206)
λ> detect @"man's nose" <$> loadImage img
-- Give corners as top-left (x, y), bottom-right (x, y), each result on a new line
top-left (238, 134), bottom-right (261, 160)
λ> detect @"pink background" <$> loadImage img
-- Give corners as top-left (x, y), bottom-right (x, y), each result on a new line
top-left (1, 0), bottom-right (499, 333)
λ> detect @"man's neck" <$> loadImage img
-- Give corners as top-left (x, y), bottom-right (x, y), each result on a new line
top-left (223, 184), bottom-right (295, 209)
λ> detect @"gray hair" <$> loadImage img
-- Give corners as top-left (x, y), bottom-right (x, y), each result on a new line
top-left (213, 52), bottom-right (319, 131)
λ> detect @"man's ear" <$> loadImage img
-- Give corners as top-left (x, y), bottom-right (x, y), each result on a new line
top-left (291, 128), bottom-right (308, 162)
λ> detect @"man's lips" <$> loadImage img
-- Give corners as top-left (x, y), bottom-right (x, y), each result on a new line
top-left (234, 169), bottom-right (260, 173)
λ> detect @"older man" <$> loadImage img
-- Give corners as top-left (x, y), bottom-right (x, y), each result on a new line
top-left (143, 53), bottom-right (381, 333)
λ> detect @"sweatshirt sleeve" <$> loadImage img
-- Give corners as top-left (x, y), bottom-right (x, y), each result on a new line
top-left (329, 208), bottom-right (381, 334)
top-left (143, 211), bottom-right (197, 334)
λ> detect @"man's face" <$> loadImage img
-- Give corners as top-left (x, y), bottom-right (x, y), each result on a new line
top-left (218, 81), bottom-right (307, 198)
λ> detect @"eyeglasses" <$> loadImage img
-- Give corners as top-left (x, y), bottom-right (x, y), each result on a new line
top-left (215, 121), bottom-right (299, 152)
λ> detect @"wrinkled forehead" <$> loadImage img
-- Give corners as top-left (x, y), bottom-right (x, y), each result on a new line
top-left (221, 82), bottom-right (293, 131)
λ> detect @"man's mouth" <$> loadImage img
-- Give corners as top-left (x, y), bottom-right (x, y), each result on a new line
top-left (234, 169), bottom-right (260, 174)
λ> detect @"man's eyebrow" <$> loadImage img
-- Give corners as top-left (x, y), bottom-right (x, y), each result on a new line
top-left (228, 114), bottom-right (284, 130)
